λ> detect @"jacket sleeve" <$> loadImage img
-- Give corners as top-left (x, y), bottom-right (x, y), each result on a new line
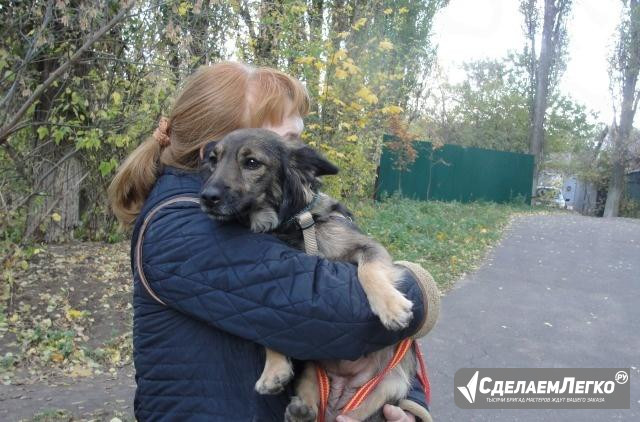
top-left (137, 201), bottom-right (427, 361)
top-left (398, 375), bottom-right (432, 421)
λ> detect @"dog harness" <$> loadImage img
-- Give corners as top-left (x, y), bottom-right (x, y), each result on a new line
top-left (315, 339), bottom-right (431, 422)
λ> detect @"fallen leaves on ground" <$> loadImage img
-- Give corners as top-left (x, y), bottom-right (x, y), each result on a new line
top-left (0, 241), bottom-right (132, 385)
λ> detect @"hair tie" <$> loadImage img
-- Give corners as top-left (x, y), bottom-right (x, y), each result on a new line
top-left (153, 117), bottom-right (171, 147)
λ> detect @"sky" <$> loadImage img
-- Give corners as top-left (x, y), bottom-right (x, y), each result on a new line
top-left (431, 0), bottom-right (623, 124)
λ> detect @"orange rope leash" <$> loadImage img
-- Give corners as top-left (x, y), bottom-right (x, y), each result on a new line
top-left (413, 341), bottom-right (431, 405)
top-left (315, 338), bottom-right (430, 422)
top-left (316, 364), bottom-right (331, 422)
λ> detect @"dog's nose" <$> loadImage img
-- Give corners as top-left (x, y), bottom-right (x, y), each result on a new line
top-left (201, 186), bottom-right (223, 204)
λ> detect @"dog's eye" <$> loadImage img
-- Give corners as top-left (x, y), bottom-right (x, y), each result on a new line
top-left (243, 158), bottom-right (262, 170)
top-left (208, 155), bottom-right (217, 166)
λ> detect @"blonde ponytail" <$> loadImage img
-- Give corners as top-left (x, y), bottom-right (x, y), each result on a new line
top-left (107, 136), bottom-right (162, 226)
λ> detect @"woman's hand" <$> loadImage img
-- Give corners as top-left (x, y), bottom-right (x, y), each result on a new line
top-left (335, 404), bottom-right (416, 422)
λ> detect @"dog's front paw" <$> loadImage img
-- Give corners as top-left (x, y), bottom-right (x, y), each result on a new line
top-left (285, 396), bottom-right (317, 422)
top-left (255, 365), bottom-right (294, 395)
top-left (369, 290), bottom-right (414, 330)
top-left (250, 208), bottom-right (279, 232)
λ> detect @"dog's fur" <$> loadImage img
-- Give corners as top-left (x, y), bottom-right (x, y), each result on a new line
top-left (200, 128), bottom-right (417, 422)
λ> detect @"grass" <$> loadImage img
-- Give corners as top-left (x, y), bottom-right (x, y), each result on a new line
top-left (347, 196), bottom-right (537, 289)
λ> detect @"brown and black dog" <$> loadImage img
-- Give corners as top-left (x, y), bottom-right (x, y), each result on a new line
top-left (200, 128), bottom-right (417, 422)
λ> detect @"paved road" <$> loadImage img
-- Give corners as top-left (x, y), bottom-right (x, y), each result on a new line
top-left (420, 214), bottom-right (640, 421)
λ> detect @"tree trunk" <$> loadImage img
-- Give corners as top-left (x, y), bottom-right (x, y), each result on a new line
top-left (604, 0), bottom-right (640, 217)
top-left (305, 0), bottom-right (324, 113)
top-left (25, 155), bottom-right (83, 242)
top-left (603, 149), bottom-right (625, 217)
top-left (255, 0), bottom-right (283, 65)
top-left (529, 0), bottom-right (557, 195)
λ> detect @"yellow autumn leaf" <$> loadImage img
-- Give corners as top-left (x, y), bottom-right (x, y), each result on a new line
top-left (378, 40), bottom-right (394, 51)
top-left (51, 212), bottom-right (62, 222)
top-left (333, 98), bottom-right (347, 107)
top-left (346, 135), bottom-right (358, 142)
top-left (349, 101), bottom-right (363, 111)
top-left (342, 60), bottom-right (360, 75)
top-left (381, 105), bottom-right (404, 114)
top-left (332, 49), bottom-right (347, 62)
top-left (436, 232), bottom-right (446, 241)
top-left (352, 17), bottom-right (367, 30)
top-left (177, 2), bottom-right (190, 16)
top-left (295, 56), bottom-right (315, 65)
top-left (356, 86), bottom-right (378, 104)
top-left (335, 68), bottom-right (348, 79)
top-left (384, 8), bottom-right (393, 15)
top-left (51, 352), bottom-right (65, 363)
top-left (70, 365), bottom-right (92, 377)
top-left (66, 308), bottom-right (84, 320)
top-left (338, 31), bottom-right (350, 39)
top-left (291, 4), bottom-right (307, 14)
top-left (399, 7), bottom-right (409, 14)
top-left (110, 349), bottom-right (121, 364)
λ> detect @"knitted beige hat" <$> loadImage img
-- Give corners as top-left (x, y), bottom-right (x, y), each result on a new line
top-left (395, 261), bottom-right (440, 339)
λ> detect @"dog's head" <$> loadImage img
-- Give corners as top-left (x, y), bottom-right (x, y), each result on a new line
top-left (200, 128), bottom-right (338, 226)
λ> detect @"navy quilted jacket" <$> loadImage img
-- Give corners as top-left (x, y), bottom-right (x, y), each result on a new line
top-left (131, 166), bottom-right (429, 421)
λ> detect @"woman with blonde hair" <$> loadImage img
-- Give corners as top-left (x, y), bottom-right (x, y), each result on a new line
top-left (109, 61), bottom-right (434, 421)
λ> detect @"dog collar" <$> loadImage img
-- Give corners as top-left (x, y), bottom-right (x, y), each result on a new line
top-left (282, 192), bottom-right (320, 255)
top-left (282, 192), bottom-right (320, 227)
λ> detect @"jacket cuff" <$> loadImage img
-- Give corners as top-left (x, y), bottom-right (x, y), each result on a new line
top-left (398, 399), bottom-right (433, 422)
top-left (395, 261), bottom-right (440, 338)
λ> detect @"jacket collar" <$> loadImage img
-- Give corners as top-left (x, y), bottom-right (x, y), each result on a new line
top-left (134, 166), bottom-right (202, 228)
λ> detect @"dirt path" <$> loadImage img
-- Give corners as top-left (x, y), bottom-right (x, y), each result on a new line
top-left (0, 366), bottom-right (135, 421)
top-left (420, 214), bottom-right (640, 421)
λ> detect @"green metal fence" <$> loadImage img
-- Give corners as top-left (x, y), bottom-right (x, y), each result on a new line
top-left (375, 135), bottom-right (535, 203)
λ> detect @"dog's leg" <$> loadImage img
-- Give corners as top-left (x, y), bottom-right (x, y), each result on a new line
top-left (250, 207), bottom-right (279, 233)
top-left (357, 244), bottom-right (413, 330)
top-left (286, 363), bottom-right (319, 422)
top-left (255, 348), bottom-right (294, 395)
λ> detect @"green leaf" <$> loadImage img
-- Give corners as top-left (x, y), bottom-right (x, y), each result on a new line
top-left (37, 126), bottom-right (49, 140)
top-left (98, 158), bottom-right (118, 177)
top-left (111, 91), bottom-right (122, 106)
top-left (52, 128), bottom-right (65, 144)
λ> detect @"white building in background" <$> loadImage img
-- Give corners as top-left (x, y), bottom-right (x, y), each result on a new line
top-left (562, 176), bottom-right (598, 214)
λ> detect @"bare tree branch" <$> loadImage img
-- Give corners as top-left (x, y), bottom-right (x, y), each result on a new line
top-left (0, 0), bottom-right (55, 114)
top-left (0, 0), bottom-right (136, 145)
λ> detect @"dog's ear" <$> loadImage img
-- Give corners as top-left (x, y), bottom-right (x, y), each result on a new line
top-left (199, 142), bottom-right (217, 180)
top-left (279, 160), bottom-right (307, 223)
top-left (290, 146), bottom-right (339, 177)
